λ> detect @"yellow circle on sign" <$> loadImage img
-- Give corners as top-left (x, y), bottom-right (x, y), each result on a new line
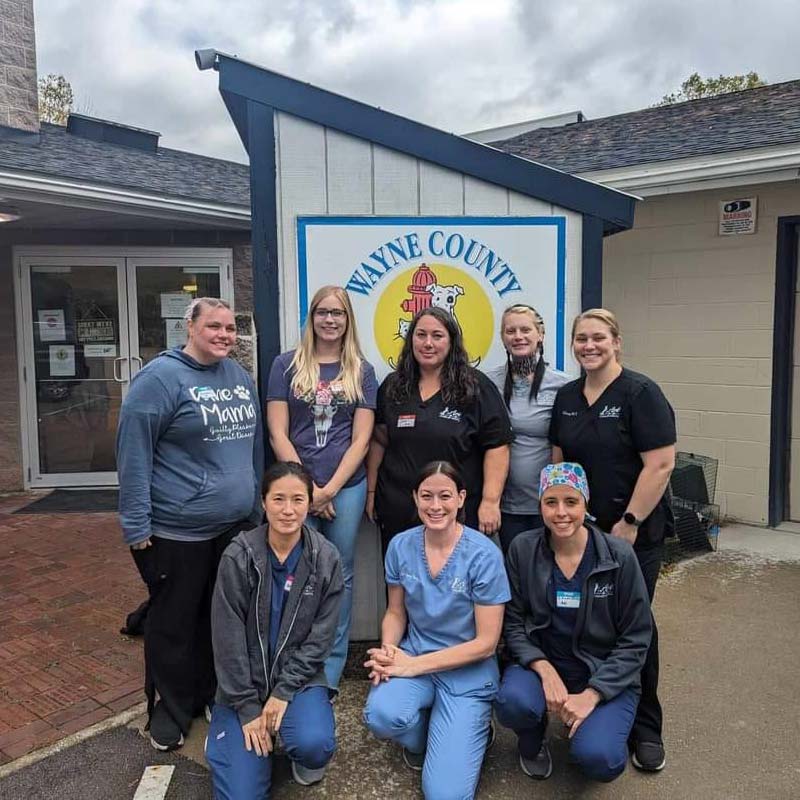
top-left (374, 263), bottom-right (494, 369)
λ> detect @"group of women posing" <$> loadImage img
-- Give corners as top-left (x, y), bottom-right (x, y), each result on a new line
top-left (117, 287), bottom-right (676, 800)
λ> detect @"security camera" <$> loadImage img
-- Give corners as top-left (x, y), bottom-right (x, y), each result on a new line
top-left (195, 49), bottom-right (218, 71)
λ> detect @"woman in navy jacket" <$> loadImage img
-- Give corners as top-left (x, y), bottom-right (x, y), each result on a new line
top-left (495, 463), bottom-right (652, 783)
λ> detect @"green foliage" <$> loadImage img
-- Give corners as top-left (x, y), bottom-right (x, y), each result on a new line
top-left (656, 72), bottom-right (765, 106)
top-left (38, 74), bottom-right (74, 124)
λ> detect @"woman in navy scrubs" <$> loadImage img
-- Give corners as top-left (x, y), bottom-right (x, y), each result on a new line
top-left (549, 308), bottom-right (676, 772)
top-left (495, 463), bottom-right (652, 782)
top-left (366, 306), bottom-right (513, 555)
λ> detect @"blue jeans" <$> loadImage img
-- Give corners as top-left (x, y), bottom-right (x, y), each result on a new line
top-left (364, 675), bottom-right (493, 800)
top-left (307, 477), bottom-right (367, 688)
top-left (495, 664), bottom-right (638, 783)
top-left (206, 688), bottom-right (335, 799)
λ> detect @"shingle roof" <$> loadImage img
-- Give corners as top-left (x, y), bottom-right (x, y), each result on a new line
top-left (0, 121), bottom-right (250, 206)
top-left (492, 79), bottom-right (800, 174)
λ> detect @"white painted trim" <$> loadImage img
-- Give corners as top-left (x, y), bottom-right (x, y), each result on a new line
top-left (0, 169), bottom-right (251, 227)
top-left (580, 143), bottom-right (800, 196)
top-left (133, 765), bottom-right (175, 800)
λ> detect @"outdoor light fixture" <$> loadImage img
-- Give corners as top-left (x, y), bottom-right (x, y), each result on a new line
top-left (0, 207), bottom-right (21, 223)
top-left (195, 49), bottom-right (219, 71)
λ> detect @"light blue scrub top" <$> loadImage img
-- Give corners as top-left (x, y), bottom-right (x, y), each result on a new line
top-left (385, 525), bottom-right (511, 696)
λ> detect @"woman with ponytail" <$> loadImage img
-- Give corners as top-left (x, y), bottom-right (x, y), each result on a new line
top-left (487, 305), bottom-right (569, 554)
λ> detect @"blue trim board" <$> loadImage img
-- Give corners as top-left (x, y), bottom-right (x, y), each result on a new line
top-left (296, 215), bottom-right (567, 371)
top-left (246, 100), bottom-right (281, 418)
top-left (215, 54), bottom-right (636, 235)
top-left (581, 214), bottom-right (604, 310)
top-left (769, 216), bottom-right (800, 526)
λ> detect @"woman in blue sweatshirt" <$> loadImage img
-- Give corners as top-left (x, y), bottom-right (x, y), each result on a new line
top-left (116, 297), bottom-right (263, 752)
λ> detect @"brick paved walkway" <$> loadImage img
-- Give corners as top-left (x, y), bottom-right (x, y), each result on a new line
top-left (0, 494), bottom-right (145, 764)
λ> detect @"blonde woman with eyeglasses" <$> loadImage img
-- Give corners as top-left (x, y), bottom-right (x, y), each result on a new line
top-left (486, 304), bottom-right (570, 554)
top-left (266, 285), bottom-right (377, 689)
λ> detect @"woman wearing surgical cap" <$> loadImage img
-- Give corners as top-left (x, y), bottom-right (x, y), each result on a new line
top-left (495, 463), bottom-right (652, 783)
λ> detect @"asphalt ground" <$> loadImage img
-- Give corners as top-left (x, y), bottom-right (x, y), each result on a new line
top-left (1, 532), bottom-right (798, 800)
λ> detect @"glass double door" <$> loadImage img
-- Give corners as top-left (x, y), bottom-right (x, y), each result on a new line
top-left (19, 250), bottom-right (231, 487)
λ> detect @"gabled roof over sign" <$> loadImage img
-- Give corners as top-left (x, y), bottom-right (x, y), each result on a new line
top-left (198, 51), bottom-right (637, 235)
top-left (492, 79), bottom-right (800, 174)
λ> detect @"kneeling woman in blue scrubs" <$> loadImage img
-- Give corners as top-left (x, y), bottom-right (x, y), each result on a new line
top-left (207, 461), bottom-right (344, 799)
top-left (363, 461), bottom-right (511, 800)
top-left (495, 463), bottom-right (652, 782)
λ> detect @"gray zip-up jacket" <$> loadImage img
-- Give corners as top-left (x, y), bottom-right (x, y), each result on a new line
top-left (504, 524), bottom-right (652, 700)
top-left (211, 524), bottom-right (344, 726)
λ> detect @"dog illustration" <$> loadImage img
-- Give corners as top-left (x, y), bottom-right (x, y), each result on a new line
top-left (425, 283), bottom-right (465, 315)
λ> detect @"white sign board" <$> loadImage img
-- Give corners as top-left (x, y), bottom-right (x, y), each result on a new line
top-left (160, 292), bottom-right (192, 318)
top-left (719, 197), bottom-right (757, 235)
top-left (49, 344), bottom-right (75, 376)
top-left (165, 318), bottom-right (188, 348)
top-left (297, 216), bottom-right (571, 379)
top-left (38, 309), bottom-right (65, 342)
top-left (84, 344), bottom-right (117, 358)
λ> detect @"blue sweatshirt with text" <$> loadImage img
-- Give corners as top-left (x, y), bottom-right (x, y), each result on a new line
top-left (116, 348), bottom-right (264, 546)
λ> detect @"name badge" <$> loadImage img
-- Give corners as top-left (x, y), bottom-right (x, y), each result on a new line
top-left (284, 575), bottom-right (294, 592)
top-left (397, 414), bottom-right (416, 428)
top-left (556, 590), bottom-right (581, 609)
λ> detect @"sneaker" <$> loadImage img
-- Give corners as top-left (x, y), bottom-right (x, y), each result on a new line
top-left (402, 747), bottom-right (425, 771)
top-left (291, 760), bottom-right (327, 786)
top-left (149, 702), bottom-right (184, 751)
top-left (519, 741), bottom-right (553, 780)
top-left (631, 741), bottom-right (666, 772)
top-left (204, 704), bottom-right (213, 724)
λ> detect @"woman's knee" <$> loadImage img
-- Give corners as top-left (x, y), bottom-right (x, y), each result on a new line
top-left (288, 727), bottom-right (336, 769)
top-left (570, 738), bottom-right (627, 782)
top-left (495, 667), bottom-right (544, 728)
top-left (363, 693), bottom-right (420, 740)
top-left (421, 769), bottom-right (478, 800)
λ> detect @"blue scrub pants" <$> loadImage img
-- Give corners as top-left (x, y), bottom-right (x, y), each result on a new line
top-left (206, 687), bottom-right (335, 800)
top-left (308, 478), bottom-right (367, 688)
top-left (364, 675), bottom-right (493, 800)
top-left (495, 665), bottom-right (638, 783)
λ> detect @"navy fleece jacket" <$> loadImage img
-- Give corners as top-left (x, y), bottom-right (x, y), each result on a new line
top-left (116, 348), bottom-right (264, 546)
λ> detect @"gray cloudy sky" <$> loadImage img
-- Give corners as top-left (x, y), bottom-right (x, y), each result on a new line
top-left (35, 0), bottom-right (800, 164)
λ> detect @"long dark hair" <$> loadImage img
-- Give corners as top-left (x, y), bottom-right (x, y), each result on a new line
top-left (261, 461), bottom-right (314, 501)
top-left (386, 307), bottom-right (477, 405)
top-left (501, 304), bottom-right (547, 407)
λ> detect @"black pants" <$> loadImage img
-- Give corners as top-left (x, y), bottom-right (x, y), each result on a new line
top-left (131, 527), bottom-right (239, 735)
top-left (631, 544), bottom-right (663, 745)
top-left (498, 512), bottom-right (543, 556)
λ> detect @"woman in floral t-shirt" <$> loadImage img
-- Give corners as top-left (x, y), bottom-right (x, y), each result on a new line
top-left (267, 286), bottom-right (377, 688)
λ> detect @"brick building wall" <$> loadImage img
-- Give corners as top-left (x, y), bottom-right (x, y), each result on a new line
top-left (602, 181), bottom-right (798, 525)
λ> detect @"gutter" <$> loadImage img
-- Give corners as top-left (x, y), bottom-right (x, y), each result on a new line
top-left (580, 143), bottom-right (800, 197)
top-left (0, 168), bottom-right (251, 227)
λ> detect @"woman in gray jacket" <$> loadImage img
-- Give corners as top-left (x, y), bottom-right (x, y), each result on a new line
top-left (495, 462), bottom-right (652, 783)
top-left (207, 461), bottom-right (344, 799)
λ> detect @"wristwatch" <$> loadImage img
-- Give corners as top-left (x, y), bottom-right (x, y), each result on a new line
top-left (623, 511), bottom-right (642, 527)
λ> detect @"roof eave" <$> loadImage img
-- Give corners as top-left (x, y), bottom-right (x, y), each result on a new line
top-left (204, 52), bottom-right (636, 234)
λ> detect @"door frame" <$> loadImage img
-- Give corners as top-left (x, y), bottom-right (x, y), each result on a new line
top-left (13, 246), bottom-right (235, 489)
top-left (769, 216), bottom-right (800, 526)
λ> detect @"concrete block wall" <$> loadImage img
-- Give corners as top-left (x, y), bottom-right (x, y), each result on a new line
top-left (602, 181), bottom-right (799, 525)
top-left (0, 0), bottom-right (38, 132)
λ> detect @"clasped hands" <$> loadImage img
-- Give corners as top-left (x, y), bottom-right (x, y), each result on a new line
top-left (537, 664), bottom-right (600, 738)
top-left (241, 695), bottom-right (289, 757)
top-left (364, 643), bottom-right (418, 685)
top-left (311, 484), bottom-right (336, 520)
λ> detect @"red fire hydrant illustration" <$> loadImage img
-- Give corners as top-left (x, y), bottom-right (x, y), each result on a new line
top-left (400, 263), bottom-right (437, 314)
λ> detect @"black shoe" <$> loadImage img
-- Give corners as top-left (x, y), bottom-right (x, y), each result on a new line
top-left (149, 702), bottom-right (184, 751)
top-left (632, 740), bottom-right (666, 772)
top-left (519, 741), bottom-right (552, 780)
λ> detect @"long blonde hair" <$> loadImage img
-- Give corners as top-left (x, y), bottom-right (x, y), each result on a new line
top-left (289, 286), bottom-right (365, 403)
top-left (571, 308), bottom-right (622, 362)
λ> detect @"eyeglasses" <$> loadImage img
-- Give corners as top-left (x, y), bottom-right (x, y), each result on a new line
top-left (313, 308), bottom-right (347, 319)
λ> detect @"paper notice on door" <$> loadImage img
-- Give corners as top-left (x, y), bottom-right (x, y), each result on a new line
top-left (84, 344), bottom-right (117, 358)
top-left (160, 292), bottom-right (192, 318)
top-left (49, 344), bottom-right (75, 376)
top-left (165, 318), bottom-right (188, 348)
top-left (38, 309), bottom-right (66, 342)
